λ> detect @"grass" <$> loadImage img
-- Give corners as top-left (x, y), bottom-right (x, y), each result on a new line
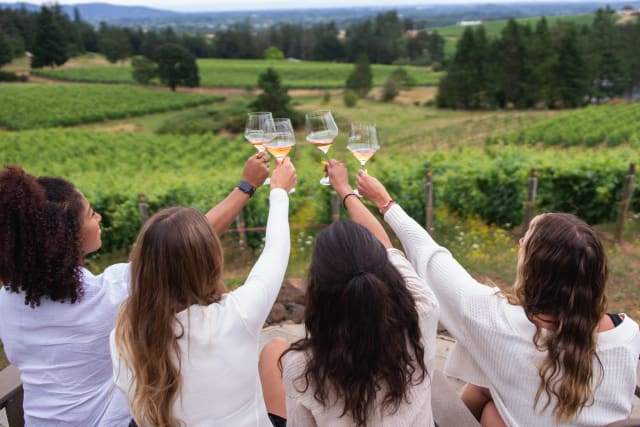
top-left (30, 57), bottom-right (442, 88)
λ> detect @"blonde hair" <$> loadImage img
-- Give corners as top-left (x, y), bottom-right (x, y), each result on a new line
top-left (510, 213), bottom-right (607, 422)
top-left (115, 207), bottom-right (225, 426)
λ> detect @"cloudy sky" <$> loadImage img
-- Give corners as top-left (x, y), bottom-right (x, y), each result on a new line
top-left (22, 0), bottom-right (594, 12)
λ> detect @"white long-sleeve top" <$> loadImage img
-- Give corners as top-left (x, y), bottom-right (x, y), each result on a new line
top-left (110, 188), bottom-right (290, 427)
top-left (0, 263), bottom-right (132, 427)
top-left (282, 248), bottom-right (440, 427)
top-left (384, 204), bottom-right (640, 427)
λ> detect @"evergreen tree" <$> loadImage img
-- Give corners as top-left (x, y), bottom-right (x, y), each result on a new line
top-left (550, 25), bottom-right (588, 108)
top-left (620, 18), bottom-right (640, 99)
top-left (31, 6), bottom-right (68, 68)
top-left (493, 19), bottom-right (532, 108)
top-left (528, 17), bottom-right (555, 107)
top-left (98, 27), bottom-right (132, 63)
top-left (0, 31), bottom-right (13, 67)
top-left (154, 43), bottom-right (199, 91)
top-left (345, 54), bottom-right (373, 98)
top-left (249, 67), bottom-right (301, 125)
top-left (587, 7), bottom-right (626, 102)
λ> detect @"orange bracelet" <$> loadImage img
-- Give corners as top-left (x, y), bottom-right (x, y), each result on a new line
top-left (378, 199), bottom-right (396, 214)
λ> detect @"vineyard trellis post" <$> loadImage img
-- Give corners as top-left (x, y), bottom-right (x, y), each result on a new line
top-left (523, 168), bottom-right (538, 231)
top-left (331, 192), bottom-right (341, 223)
top-left (424, 169), bottom-right (433, 235)
top-left (615, 163), bottom-right (636, 243)
top-left (235, 210), bottom-right (247, 250)
top-left (138, 193), bottom-right (149, 223)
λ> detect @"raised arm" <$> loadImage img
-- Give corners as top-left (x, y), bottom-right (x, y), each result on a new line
top-left (205, 152), bottom-right (270, 236)
top-left (326, 159), bottom-right (392, 248)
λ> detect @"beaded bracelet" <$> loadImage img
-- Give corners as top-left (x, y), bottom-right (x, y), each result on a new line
top-left (377, 199), bottom-right (396, 214)
top-left (342, 193), bottom-right (360, 209)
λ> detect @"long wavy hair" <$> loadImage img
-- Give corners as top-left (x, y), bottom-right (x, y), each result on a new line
top-left (511, 213), bottom-right (607, 422)
top-left (282, 221), bottom-right (427, 427)
top-left (0, 165), bottom-right (84, 307)
top-left (114, 207), bottom-right (226, 426)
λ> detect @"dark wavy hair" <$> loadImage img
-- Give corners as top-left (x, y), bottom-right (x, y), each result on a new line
top-left (282, 221), bottom-right (427, 427)
top-left (513, 213), bottom-right (607, 422)
top-left (0, 165), bottom-right (84, 307)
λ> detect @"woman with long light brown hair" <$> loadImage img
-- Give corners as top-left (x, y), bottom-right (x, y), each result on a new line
top-left (356, 171), bottom-right (640, 427)
top-left (110, 158), bottom-right (296, 427)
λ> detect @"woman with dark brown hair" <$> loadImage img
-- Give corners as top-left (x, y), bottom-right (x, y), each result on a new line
top-left (356, 171), bottom-right (640, 427)
top-left (0, 152), bottom-right (270, 426)
top-left (260, 160), bottom-right (439, 427)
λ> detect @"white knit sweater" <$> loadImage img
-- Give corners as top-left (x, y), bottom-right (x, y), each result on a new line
top-left (282, 248), bottom-right (440, 427)
top-left (384, 204), bottom-right (640, 427)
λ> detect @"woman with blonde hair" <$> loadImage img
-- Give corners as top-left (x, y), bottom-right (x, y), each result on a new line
top-left (356, 171), bottom-right (640, 427)
top-left (111, 158), bottom-right (296, 426)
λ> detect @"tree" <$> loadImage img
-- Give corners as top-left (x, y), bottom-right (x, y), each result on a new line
top-left (0, 31), bottom-right (13, 67)
top-left (98, 27), bottom-right (132, 63)
top-left (249, 67), bottom-right (302, 125)
top-left (154, 43), bottom-right (199, 91)
top-left (492, 19), bottom-right (532, 108)
top-left (346, 54), bottom-right (373, 98)
top-left (31, 6), bottom-right (68, 68)
top-left (132, 56), bottom-right (156, 84)
top-left (264, 46), bottom-right (284, 60)
top-left (528, 17), bottom-right (556, 107)
top-left (550, 25), bottom-right (588, 108)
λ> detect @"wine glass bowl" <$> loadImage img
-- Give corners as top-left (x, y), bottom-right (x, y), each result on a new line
top-left (305, 110), bottom-right (338, 185)
top-left (245, 112), bottom-right (276, 153)
top-left (347, 122), bottom-right (379, 169)
top-left (265, 118), bottom-right (296, 161)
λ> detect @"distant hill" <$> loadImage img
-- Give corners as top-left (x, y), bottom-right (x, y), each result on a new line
top-left (0, 1), bottom-right (178, 20)
top-left (1, 0), bottom-right (639, 30)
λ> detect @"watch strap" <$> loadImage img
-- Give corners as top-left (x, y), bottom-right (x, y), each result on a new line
top-left (237, 180), bottom-right (256, 198)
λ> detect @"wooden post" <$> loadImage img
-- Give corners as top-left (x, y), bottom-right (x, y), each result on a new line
top-left (137, 193), bottom-right (149, 223)
top-left (615, 163), bottom-right (636, 243)
top-left (523, 168), bottom-right (538, 231)
top-left (235, 210), bottom-right (247, 250)
top-left (331, 192), bottom-right (341, 223)
top-left (424, 169), bottom-right (433, 235)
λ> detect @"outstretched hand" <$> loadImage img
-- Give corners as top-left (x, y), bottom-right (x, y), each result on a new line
top-left (242, 152), bottom-right (270, 188)
top-left (355, 170), bottom-right (392, 207)
top-left (326, 159), bottom-right (352, 197)
top-left (270, 157), bottom-right (296, 193)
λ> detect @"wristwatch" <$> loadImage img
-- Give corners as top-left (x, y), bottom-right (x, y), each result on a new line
top-left (236, 180), bottom-right (256, 198)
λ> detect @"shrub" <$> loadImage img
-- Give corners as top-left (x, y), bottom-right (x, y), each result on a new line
top-left (381, 77), bottom-right (400, 102)
top-left (343, 89), bottom-right (358, 107)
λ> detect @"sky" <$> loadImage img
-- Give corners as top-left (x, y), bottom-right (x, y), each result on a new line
top-left (19, 0), bottom-right (601, 13)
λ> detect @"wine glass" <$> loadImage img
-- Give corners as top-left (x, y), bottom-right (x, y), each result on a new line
top-left (244, 112), bottom-right (275, 185)
top-left (265, 118), bottom-right (296, 193)
top-left (347, 122), bottom-right (379, 196)
top-left (305, 110), bottom-right (338, 186)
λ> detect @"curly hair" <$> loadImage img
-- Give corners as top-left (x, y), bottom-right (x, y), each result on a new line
top-left (281, 221), bottom-right (427, 427)
top-left (0, 166), bottom-right (84, 307)
top-left (115, 207), bottom-right (226, 426)
top-left (513, 213), bottom-right (607, 422)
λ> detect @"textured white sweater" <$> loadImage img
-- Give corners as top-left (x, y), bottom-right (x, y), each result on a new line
top-left (384, 204), bottom-right (640, 427)
top-left (111, 189), bottom-right (290, 427)
top-left (282, 248), bottom-right (439, 427)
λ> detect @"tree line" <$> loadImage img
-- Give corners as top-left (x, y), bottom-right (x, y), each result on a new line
top-left (0, 6), bottom-right (445, 68)
top-left (437, 8), bottom-right (640, 109)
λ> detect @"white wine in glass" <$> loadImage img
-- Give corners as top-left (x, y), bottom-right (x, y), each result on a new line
top-left (305, 110), bottom-right (338, 186)
top-left (265, 118), bottom-right (296, 193)
top-left (347, 122), bottom-right (379, 195)
top-left (244, 112), bottom-right (275, 153)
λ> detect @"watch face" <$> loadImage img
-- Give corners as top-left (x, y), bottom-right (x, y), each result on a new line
top-left (238, 181), bottom-right (255, 196)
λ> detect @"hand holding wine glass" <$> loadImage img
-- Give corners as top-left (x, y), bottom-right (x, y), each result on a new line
top-left (245, 112), bottom-right (275, 184)
top-left (305, 110), bottom-right (338, 186)
top-left (347, 122), bottom-right (379, 195)
top-left (265, 118), bottom-right (296, 193)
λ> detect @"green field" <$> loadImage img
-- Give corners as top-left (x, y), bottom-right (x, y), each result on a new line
top-left (31, 58), bottom-right (442, 88)
top-left (0, 84), bottom-right (221, 130)
top-left (434, 14), bottom-right (596, 57)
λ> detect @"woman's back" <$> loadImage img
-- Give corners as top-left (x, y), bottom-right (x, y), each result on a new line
top-left (0, 264), bottom-right (131, 426)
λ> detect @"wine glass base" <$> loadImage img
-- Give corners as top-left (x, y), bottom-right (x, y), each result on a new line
top-left (319, 176), bottom-right (330, 186)
top-left (263, 177), bottom-right (271, 186)
top-left (353, 188), bottom-right (361, 197)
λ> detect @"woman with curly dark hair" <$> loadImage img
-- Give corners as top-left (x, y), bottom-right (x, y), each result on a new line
top-left (259, 159), bottom-right (439, 427)
top-left (0, 153), bottom-right (270, 426)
